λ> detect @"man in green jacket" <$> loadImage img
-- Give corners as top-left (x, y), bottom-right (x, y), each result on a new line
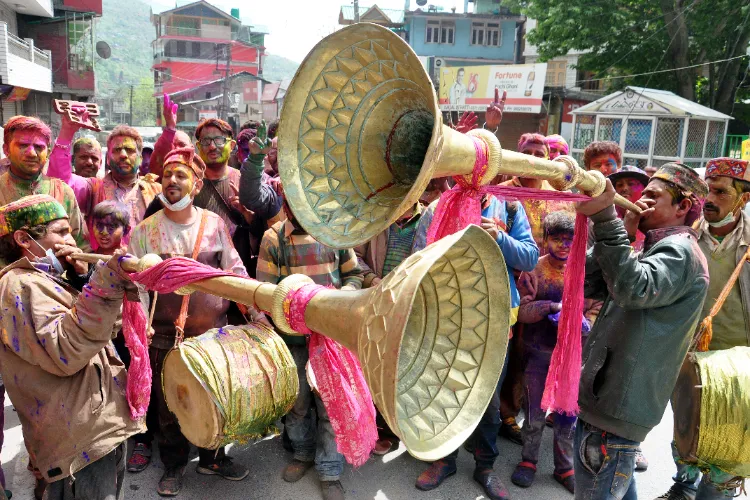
top-left (575, 163), bottom-right (709, 499)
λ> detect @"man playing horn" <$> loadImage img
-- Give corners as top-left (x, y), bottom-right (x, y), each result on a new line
top-left (574, 164), bottom-right (709, 499)
top-left (413, 193), bottom-right (539, 500)
top-left (0, 116), bottom-right (88, 264)
top-left (656, 158), bottom-right (750, 500)
top-left (47, 111), bottom-right (161, 251)
top-left (128, 147), bottom-right (256, 497)
top-left (0, 194), bottom-right (142, 500)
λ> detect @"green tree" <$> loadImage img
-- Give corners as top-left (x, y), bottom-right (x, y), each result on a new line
top-left (507, 0), bottom-right (750, 114)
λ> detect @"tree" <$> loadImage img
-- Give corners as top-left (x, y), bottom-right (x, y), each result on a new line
top-left (507, 0), bottom-right (750, 114)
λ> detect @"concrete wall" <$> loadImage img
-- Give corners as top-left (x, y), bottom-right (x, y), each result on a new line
top-left (0, 2), bottom-right (17, 35)
top-left (409, 16), bottom-right (517, 61)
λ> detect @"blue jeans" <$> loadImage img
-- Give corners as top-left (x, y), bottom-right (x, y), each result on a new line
top-left (286, 343), bottom-right (343, 481)
top-left (574, 420), bottom-right (638, 500)
top-left (671, 442), bottom-right (737, 498)
top-left (444, 351), bottom-right (509, 469)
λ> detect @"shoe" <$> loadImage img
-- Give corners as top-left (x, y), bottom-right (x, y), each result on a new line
top-left (415, 459), bottom-right (457, 491)
top-left (463, 438), bottom-right (475, 454)
top-left (4, 490), bottom-right (12, 499)
top-left (372, 438), bottom-right (394, 456)
top-left (554, 470), bottom-right (575, 494)
top-left (635, 450), bottom-right (649, 471)
top-left (127, 442), bottom-right (152, 473)
top-left (546, 414), bottom-right (554, 428)
top-left (511, 461), bottom-right (537, 488)
top-left (473, 467), bottom-right (510, 500)
top-left (321, 480), bottom-right (345, 500)
top-left (157, 466), bottom-right (185, 497)
top-left (196, 456), bottom-right (249, 481)
top-left (655, 483), bottom-right (696, 500)
top-left (499, 417), bottom-right (523, 445)
top-left (282, 459), bottom-right (314, 483)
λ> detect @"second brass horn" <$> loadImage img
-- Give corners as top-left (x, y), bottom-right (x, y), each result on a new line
top-left (278, 22), bottom-right (638, 249)
top-left (74, 225), bottom-right (510, 460)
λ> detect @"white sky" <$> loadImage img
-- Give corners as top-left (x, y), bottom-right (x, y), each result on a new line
top-left (147, 0), bottom-right (466, 62)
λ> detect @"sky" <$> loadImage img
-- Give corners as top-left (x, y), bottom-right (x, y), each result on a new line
top-left (146, 0), bottom-right (466, 62)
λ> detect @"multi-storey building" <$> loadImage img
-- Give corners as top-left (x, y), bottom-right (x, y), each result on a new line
top-left (151, 1), bottom-right (266, 99)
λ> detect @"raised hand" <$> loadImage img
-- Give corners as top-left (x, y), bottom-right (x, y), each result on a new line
top-left (485, 88), bottom-right (507, 131)
top-left (58, 105), bottom-right (88, 141)
top-left (248, 120), bottom-right (271, 155)
top-left (163, 93), bottom-right (178, 130)
top-left (455, 111), bottom-right (478, 134)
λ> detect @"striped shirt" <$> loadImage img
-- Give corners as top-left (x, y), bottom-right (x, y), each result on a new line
top-left (257, 220), bottom-right (364, 289)
top-left (381, 216), bottom-right (420, 276)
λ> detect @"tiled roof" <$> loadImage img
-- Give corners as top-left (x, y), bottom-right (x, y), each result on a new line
top-left (340, 5), bottom-right (405, 24)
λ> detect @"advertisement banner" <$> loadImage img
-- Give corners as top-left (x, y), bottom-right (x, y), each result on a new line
top-left (438, 63), bottom-right (547, 114)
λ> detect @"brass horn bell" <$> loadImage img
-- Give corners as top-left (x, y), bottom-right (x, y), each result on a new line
top-left (278, 22), bottom-right (637, 250)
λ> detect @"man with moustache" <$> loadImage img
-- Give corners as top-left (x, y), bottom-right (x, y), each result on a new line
top-left (128, 147), bottom-right (256, 497)
top-left (47, 112), bottom-right (161, 251)
top-left (657, 158), bottom-right (750, 500)
top-left (0, 116), bottom-right (88, 262)
top-left (71, 137), bottom-right (103, 178)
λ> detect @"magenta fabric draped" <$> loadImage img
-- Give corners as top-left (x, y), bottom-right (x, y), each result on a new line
top-left (121, 297), bottom-right (151, 420)
top-left (425, 144), bottom-right (594, 415)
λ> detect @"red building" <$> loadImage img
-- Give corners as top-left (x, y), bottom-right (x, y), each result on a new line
top-left (151, 1), bottom-right (266, 101)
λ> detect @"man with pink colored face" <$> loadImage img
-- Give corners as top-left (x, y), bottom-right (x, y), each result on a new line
top-left (545, 134), bottom-right (569, 160)
top-left (583, 141), bottom-right (622, 176)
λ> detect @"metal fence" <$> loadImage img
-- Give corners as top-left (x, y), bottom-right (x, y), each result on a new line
top-left (725, 135), bottom-right (748, 158)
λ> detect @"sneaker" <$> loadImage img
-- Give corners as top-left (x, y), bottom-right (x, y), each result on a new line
top-left (415, 459), bottom-right (457, 491)
top-left (372, 438), bottom-right (394, 456)
top-left (157, 466), bottom-right (185, 497)
top-left (196, 456), bottom-right (249, 481)
top-left (498, 417), bottom-right (523, 445)
top-left (635, 450), bottom-right (649, 471)
top-left (282, 459), bottom-right (314, 483)
top-left (511, 461), bottom-right (537, 488)
top-left (321, 480), bottom-right (345, 500)
top-left (473, 467), bottom-right (510, 500)
top-left (554, 469), bottom-right (575, 494)
top-left (127, 443), bottom-right (152, 473)
top-left (655, 483), bottom-right (696, 500)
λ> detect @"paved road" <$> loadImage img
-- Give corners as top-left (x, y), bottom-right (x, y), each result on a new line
top-left (6, 395), bottom-right (731, 500)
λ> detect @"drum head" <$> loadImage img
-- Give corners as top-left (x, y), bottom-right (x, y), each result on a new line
top-left (672, 354), bottom-right (701, 461)
top-left (163, 348), bottom-right (223, 449)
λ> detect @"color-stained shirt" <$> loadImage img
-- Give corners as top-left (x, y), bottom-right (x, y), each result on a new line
top-left (500, 177), bottom-right (575, 254)
top-left (194, 168), bottom-right (242, 236)
top-left (381, 215), bottom-right (421, 276)
top-left (0, 172), bottom-right (88, 256)
top-left (128, 208), bottom-right (248, 349)
top-left (47, 142), bottom-right (161, 250)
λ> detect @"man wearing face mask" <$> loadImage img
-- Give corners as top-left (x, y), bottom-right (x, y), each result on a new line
top-left (656, 158), bottom-right (750, 500)
top-left (0, 116), bottom-right (88, 264)
top-left (128, 147), bottom-right (258, 497)
top-left (0, 194), bottom-right (142, 500)
top-left (47, 112), bottom-right (161, 251)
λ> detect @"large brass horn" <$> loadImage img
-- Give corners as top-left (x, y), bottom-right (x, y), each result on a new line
top-left (73, 225), bottom-right (510, 460)
top-left (278, 22), bottom-right (639, 249)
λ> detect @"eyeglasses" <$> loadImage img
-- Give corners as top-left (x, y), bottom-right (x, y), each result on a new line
top-left (199, 136), bottom-right (228, 148)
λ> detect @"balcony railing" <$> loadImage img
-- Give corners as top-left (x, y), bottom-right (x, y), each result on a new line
top-left (163, 26), bottom-right (202, 37)
top-left (0, 23), bottom-right (53, 92)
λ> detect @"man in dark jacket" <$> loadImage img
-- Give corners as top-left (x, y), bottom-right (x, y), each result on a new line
top-left (574, 163), bottom-right (709, 499)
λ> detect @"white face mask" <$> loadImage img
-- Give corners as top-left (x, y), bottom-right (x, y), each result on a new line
top-left (28, 236), bottom-right (65, 275)
top-left (707, 198), bottom-right (744, 228)
top-left (158, 192), bottom-right (193, 212)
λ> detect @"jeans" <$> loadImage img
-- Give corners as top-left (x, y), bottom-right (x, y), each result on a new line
top-left (286, 343), bottom-right (343, 482)
top-left (521, 356), bottom-right (576, 473)
top-left (150, 347), bottom-right (225, 469)
top-left (671, 442), bottom-right (737, 498)
top-left (44, 442), bottom-right (126, 500)
top-left (574, 420), bottom-right (638, 500)
top-left (444, 350), bottom-right (509, 469)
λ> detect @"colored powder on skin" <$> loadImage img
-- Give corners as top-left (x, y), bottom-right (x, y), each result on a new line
top-left (198, 141), bottom-right (232, 166)
top-left (107, 137), bottom-right (141, 177)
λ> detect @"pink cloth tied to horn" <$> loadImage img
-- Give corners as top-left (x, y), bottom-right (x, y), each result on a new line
top-left (426, 136), bottom-right (593, 415)
top-left (284, 283), bottom-right (378, 466)
top-left (122, 257), bottom-right (378, 463)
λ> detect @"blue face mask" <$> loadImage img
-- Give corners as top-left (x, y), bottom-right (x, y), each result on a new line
top-left (28, 236), bottom-right (64, 275)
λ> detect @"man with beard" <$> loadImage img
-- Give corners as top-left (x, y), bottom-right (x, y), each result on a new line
top-left (47, 112), bottom-right (161, 251)
top-left (0, 194), bottom-right (142, 500)
top-left (657, 158), bottom-right (750, 500)
top-left (128, 147), bottom-right (256, 497)
top-left (575, 164), bottom-right (709, 499)
top-left (0, 116), bottom-right (88, 263)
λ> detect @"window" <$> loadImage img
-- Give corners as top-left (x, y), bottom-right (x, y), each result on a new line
top-left (191, 42), bottom-right (201, 58)
top-left (176, 41), bottom-right (187, 57)
top-left (471, 22), bottom-right (502, 47)
top-left (426, 20), bottom-right (454, 44)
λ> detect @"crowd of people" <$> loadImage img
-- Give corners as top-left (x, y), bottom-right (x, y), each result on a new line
top-left (0, 95), bottom-right (744, 500)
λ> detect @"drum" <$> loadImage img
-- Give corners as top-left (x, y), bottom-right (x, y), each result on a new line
top-left (672, 347), bottom-right (750, 477)
top-left (162, 324), bottom-right (299, 450)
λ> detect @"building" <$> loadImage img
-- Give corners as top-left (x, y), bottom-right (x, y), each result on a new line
top-left (151, 0), bottom-right (266, 103)
top-left (261, 78), bottom-right (289, 122)
top-left (339, 4), bottom-right (406, 30)
top-left (166, 71), bottom-right (267, 135)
